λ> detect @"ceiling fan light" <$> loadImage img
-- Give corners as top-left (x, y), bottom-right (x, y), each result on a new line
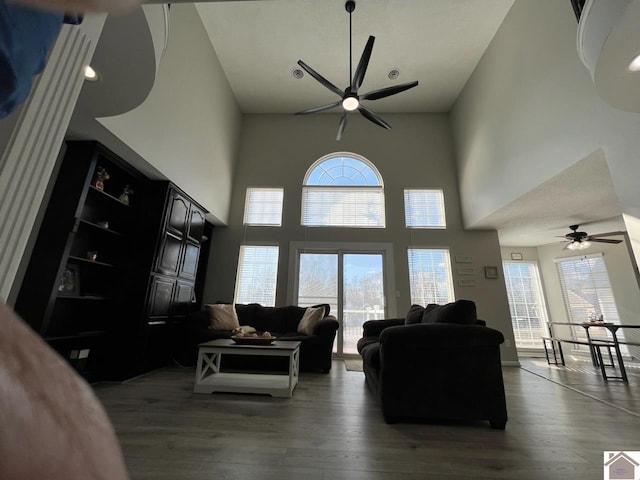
top-left (580, 240), bottom-right (592, 249)
top-left (629, 54), bottom-right (640, 72)
top-left (342, 96), bottom-right (359, 111)
top-left (567, 242), bottom-right (579, 251)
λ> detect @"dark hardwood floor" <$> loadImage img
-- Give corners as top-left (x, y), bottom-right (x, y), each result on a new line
top-left (94, 359), bottom-right (640, 479)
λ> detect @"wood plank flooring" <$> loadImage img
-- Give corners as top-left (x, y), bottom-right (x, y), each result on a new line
top-left (94, 361), bottom-right (640, 479)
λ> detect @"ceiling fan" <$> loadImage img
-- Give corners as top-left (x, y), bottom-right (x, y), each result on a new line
top-left (558, 224), bottom-right (624, 250)
top-left (295, 0), bottom-right (419, 141)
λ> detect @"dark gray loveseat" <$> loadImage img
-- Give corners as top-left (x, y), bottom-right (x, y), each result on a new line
top-left (188, 303), bottom-right (339, 373)
top-left (357, 300), bottom-right (508, 429)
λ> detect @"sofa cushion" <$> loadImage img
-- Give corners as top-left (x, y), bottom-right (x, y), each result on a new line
top-left (405, 304), bottom-right (425, 325)
top-left (422, 300), bottom-right (477, 325)
top-left (297, 306), bottom-right (326, 335)
top-left (206, 304), bottom-right (240, 330)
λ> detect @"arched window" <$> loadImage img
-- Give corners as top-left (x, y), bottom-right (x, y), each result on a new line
top-left (301, 153), bottom-right (385, 227)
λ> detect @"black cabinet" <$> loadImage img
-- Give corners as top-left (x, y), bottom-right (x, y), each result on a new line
top-left (133, 183), bottom-right (209, 373)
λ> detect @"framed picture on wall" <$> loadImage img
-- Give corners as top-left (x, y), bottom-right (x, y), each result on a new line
top-left (484, 266), bottom-right (499, 279)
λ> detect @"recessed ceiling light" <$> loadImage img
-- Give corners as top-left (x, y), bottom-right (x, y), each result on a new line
top-left (628, 54), bottom-right (640, 72)
top-left (84, 65), bottom-right (99, 82)
top-left (388, 69), bottom-right (400, 80)
top-left (292, 68), bottom-right (304, 79)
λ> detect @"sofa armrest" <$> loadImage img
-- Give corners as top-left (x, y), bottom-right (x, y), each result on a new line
top-left (313, 315), bottom-right (339, 336)
top-left (362, 318), bottom-right (404, 338)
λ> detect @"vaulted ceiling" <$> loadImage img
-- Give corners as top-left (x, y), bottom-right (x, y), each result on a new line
top-left (74, 0), bottom-right (629, 247)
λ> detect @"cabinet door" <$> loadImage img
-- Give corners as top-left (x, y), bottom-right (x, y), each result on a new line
top-left (179, 241), bottom-right (200, 280)
top-left (172, 280), bottom-right (195, 318)
top-left (187, 206), bottom-right (205, 243)
top-left (166, 191), bottom-right (189, 237)
top-left (147, 275), bottom-right (175, 323)
top-left (155, 231), bottom-right (183, 276)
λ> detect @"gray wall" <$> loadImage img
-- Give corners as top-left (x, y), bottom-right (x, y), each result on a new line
top-left (451, 0), bottom-right (640, 227)
top-left (97, 4), bottom-right (241, 224)
top-left (205, 112), bottom-right (518, 363)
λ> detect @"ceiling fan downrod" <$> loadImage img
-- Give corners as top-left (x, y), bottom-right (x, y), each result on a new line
top-left (346, 1), bottom-right (355, 91)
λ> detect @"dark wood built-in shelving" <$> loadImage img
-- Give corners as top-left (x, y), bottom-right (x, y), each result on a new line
top-left (15, 141), bottom-right (212, 381)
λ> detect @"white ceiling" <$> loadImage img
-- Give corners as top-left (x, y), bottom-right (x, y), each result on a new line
top-left (195, 0), bottom-right (515, 113)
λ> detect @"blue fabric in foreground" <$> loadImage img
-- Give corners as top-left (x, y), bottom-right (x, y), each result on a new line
top-left (0, 0), bottom-right (63, 118)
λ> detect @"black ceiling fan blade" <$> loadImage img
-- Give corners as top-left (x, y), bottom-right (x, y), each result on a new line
top-left (336, 112), bottom-right (348, 141)
top-left (590, 238), bottom-right (623, 244)
top-left (361, 80), bottom-right (419, 101)
top-left (586, 231), bottom-right (625, 239)
top-left (352, 36), bottom-right (375, 92)
top-left (297, 60), bottom-right (344, 98)
top-left (295, 100), bottom-right (342, 115)
top-left (358, 105), bottom-right (391, 130)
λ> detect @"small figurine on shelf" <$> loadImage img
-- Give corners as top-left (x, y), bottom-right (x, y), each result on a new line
top-left (91, 166), bottom-right (109, 191)
top-left (118, 184), bottom-right (134, 205)
top-left (86, 251), bottom-right (98, 262)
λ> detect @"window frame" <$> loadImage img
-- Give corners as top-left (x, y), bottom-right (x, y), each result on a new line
top-left (404, 188), bottom-right (446, 229)
top-left (301, 153), bottom-right (385, 228)
top-left (406, 247), bottom-right (455, 305)
top-left (234, 244), bottom-right (280, 306)
top-left (243, 187), bottom-right (284, 227)
top-left (502, 260), bottom-right (549, 349)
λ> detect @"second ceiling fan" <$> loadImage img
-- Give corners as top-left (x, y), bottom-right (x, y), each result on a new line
top-left (295, 0), bottom-right (419, 141)
top-left (558, 224), bottom-right (624, 250)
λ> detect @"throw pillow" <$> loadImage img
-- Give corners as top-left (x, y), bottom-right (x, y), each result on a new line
top-left (422, 300), bottom-right (477, 325)
top-left (421, 304), bottom-right (440, 324)
top-left (405, 304), bottom-right (425, 325)
top-left (206, 304), bottom-right (240, 330)
top-left (297, 306), bottom-right (325, 335)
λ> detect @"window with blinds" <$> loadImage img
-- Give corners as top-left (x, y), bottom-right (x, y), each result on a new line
top-left (407, 248), bottom-right (454, 305)
top-left (555, 253), bottom-right (624, 344)
top-left (243, 188), bottom-right (284, 226)
top-left (234, 245), bottom-right (279, 306)
top-left (502, 261), bottom-right (549, 349)
top-left (404, 189), bottom-right (446, 228)
top-left (301, 154), bottom-right (385, 227)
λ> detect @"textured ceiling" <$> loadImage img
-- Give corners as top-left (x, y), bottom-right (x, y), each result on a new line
top-left (195, 0), bottom-right (515, 113)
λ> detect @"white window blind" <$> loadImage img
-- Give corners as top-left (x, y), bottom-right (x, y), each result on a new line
top-left (503, 261), bottom-right (549, 348)
top-left (301, 187), bottom-right (385, 227)
top-left (555, 253), bottom-right (624, 344)
top-left (404, 189), bottom-right (446, 228)
top-left (407, 248), bottom-right (454, 305)
top-left (234, 245), bottom-right (279, 306)
top-left (243, 188), bottom-right (284, 226)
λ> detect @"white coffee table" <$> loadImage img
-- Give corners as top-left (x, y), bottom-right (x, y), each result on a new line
top-left (193, 339), bottom-right (301, 398)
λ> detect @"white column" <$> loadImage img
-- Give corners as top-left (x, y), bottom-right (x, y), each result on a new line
top-left (0, 15), bottom-right (106, 303)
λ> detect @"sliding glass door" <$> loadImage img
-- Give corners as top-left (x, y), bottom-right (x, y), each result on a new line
top-left (297, 251), bottom-right (386, 356)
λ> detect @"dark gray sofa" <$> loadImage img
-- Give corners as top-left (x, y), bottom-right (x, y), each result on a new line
top-left (357, 300), bottom-right (508, 429)
top-left (188, 303), bottom-right (339, 373)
